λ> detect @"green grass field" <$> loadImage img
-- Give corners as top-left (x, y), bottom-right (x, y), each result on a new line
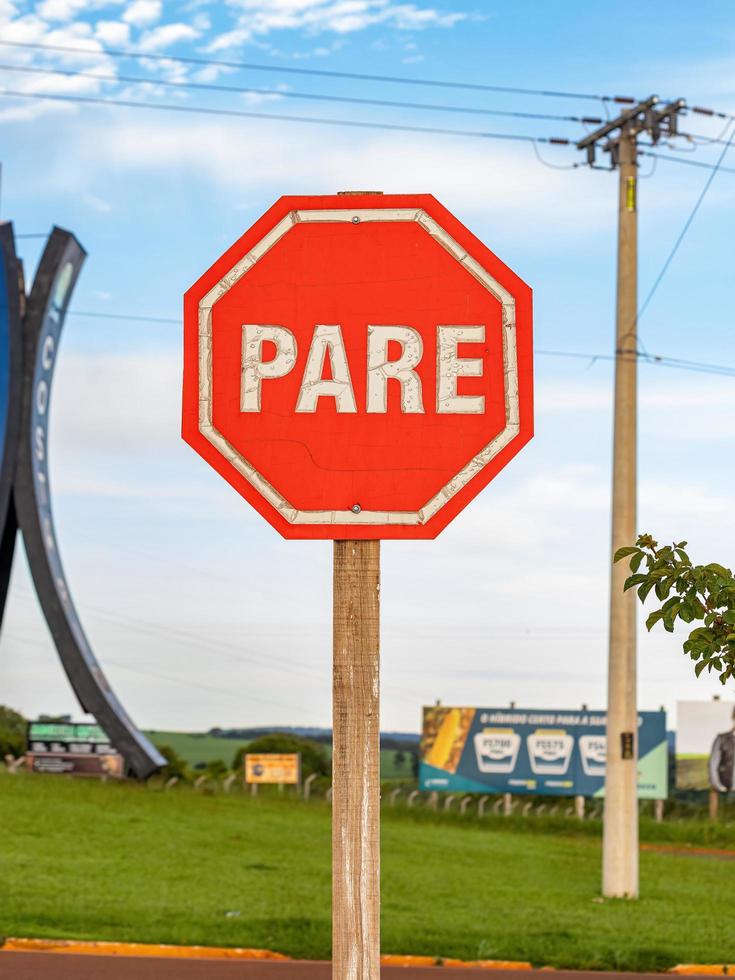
top-left (144, 730), bottom-right (415, 779)
top-left (144, 731), bottom-right (250, 768)
top-left (1, 772), bottom-right (734, 970)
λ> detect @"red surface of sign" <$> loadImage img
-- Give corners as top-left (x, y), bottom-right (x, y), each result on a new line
top-left (183, 194), bottom-right (532, 539)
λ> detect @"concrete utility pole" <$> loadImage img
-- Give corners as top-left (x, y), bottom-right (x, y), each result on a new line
top-left (577, 96), bottom-right (685, 899)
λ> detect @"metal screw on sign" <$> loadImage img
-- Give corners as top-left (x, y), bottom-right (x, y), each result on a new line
top-left (182, 190), bottom-right (533, 979)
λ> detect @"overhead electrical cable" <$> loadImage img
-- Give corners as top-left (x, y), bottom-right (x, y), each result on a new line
top-left (4, 626), bottom-right (317, 714)
top-left (59, 308), bottom-right (735, 377)
top-left (537, 348), bottom-right (735, 377)
top-left (636, 120), bottom-right (735, 323)
top-left (639, 150), bottom-right (735, 175)
top-left (677, 130), bottom-right (735, 147)
top-left (0, 87), bottom-right (574, 144)
top-left (70, 309), bottom-right (179, 324)
top-left (0, 38), bottom-right (632, 103)
top-left (0, 62), bottom-right (605, 125)
top-left (688, 104), bottom-right (735, 122)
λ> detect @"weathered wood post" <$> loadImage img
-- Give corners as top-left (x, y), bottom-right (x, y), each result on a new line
top-left (333, 540), bottom-right (381, 979)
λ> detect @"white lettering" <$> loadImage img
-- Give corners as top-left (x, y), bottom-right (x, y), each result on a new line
top-left (241, 325), bottom-right (297, 412)
top-left (436, 325), bottom-right (486, 414)
top-left (36, 380), bottom-right (48, 416)
top-left (295, 324), bottom-right (357, 414)
top-left (34, 425), bottom-right (45, 462)
top-left (366, 325), bottom-right (424, 414)
top-left (41, 335), bottom-right (55, 372)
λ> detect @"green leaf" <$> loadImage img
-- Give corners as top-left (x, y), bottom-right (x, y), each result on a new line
top-left (707, 563), bottom-right (732, 580)
top-left (695, 660), bottom-right (708, 677)
top-left (646, 609), bottom-right (665, 631)
top-left (630, 552), bottom-right (644, 574)
top-left (614, 546), bottom-right (640, 563)
top-left (638, 580), bottom-right (656, 603)
top-left (624, 574), bottom-right (647, 592)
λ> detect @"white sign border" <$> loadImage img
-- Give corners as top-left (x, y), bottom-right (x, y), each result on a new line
top-left (198, 207), bottom-right (520, 527)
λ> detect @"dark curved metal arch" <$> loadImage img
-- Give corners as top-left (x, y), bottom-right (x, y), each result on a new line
top-left (0, 223), bottom-right (23, 626)
top-left (14, 226), bottom-right (164, 777)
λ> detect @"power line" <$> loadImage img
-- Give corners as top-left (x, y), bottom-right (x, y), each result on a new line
top-left (62, 308), bottom-right (735, 377)
top-left (0, 38), bottom-right (631, 104)
top-left (688, 104), bottom-right (735, 122)
top-left (3, 628), bottom-right (316, 715)
top-left (12, 577), bottom-right (419, 704)
top-left (70, 309), bottom-right (179, 324)
top-left (640, 150), bottom-right (735, 175)
top-left (0, 62), bottom-right (605, 126)
top-left (637, 120), bottom-right (735, 322)
top-left (678, 130), bottom-right (735, 147)
top-left (0, 86), bottom-right (573, 145)
top-left (536, 347), bottom-right (735, 377)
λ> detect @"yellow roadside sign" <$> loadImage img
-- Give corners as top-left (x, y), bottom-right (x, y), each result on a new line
top-left (244, 753), bottom-right (301, 785)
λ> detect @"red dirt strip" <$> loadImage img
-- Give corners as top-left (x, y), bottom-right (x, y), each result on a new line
top-left (0, 955), bottom-right (722, 980)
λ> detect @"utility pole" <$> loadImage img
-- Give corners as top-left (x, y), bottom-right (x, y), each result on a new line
top-left (576, 96), bottom-right (685, 899)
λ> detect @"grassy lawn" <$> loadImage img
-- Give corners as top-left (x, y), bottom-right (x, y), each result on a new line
top-left (1, 772), bottom-right (734, 970)
top-left (145, 730), bottom-right (414, 779)
top-left (144, 731), bottom-right (250, 768)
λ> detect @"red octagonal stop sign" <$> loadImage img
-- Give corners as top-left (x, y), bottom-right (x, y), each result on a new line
top-left (183, 193), bottom-right (533, 539)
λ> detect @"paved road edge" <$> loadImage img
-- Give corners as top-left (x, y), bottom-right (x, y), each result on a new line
top-left (3, 939), bottom-right (731, 974)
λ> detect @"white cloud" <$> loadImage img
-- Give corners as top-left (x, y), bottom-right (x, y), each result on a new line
top-left (0, 0), bottom-right (18, 22)
top-left (95, 19), bottom-right (131, 45)
top-left (37, 0), bottom-right (89, 19)
top-left (137, 22), bottom-right (201, 51)
top-left (38, 0), bottom-right (124, 21)
top-left (122, 0), bottom-right (162, 27)
top-left (208, 0), bottom-right (465, 50)
top-left (83, 191), bottom-right (113, 212)
top-left (71, 116), bottom-right (607, 236)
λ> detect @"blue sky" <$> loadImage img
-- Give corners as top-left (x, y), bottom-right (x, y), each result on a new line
top-left (1, 0), bottom-right (734, 733)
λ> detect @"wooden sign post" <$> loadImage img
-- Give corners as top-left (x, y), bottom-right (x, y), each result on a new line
top-left (333, 540), bottom-right (381, 976)
top-left (183, 193), bottom-right (533, 979)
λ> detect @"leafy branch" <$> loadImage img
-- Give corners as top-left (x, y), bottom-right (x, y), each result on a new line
top-left (614, 534), bottom-right (735, 685)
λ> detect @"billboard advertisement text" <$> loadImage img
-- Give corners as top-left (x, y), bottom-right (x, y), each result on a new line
top-left (420, 706), bottom-right (667, 798)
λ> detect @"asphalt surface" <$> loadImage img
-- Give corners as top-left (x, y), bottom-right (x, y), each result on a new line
top-left (0, 956), bottom-right (708, 980)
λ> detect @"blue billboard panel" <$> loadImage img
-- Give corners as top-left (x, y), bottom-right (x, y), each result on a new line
top-left (419, 706), bottom-right (667, 799)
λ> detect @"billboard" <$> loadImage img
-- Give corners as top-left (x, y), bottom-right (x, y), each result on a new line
top-left (245, 753), bottom-right (301, 785)
top-left (420, 706), bottom-right (667, 798)
top-left (25, 721), bottom-right (124, 778)
top-left (676, 700), bottom-right (735, 791)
